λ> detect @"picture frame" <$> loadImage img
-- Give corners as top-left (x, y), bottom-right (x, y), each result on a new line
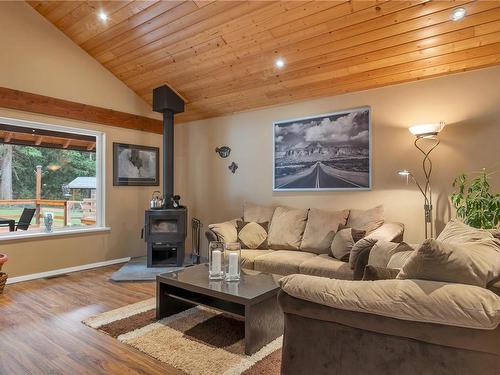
top-left (113, 142), bottom-right (159, 186)
top-left (273, 106), bottom-right (371, 191)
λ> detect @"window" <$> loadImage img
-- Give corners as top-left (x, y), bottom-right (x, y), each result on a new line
top-left (0, 117), bottom-right (105, 238)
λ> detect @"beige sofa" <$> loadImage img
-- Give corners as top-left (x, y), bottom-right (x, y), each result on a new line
top-left (205, 203), bottom-right (404, 280)
top-left (278, 220), bottom-right (500, 374)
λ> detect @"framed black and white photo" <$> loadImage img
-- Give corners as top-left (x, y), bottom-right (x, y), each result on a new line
top-left (273, 107), bottom-right (371, 191)
top-left (113, 143), bottom-right (159, 186)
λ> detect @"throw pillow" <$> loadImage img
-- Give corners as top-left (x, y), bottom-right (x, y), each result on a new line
top-left (347, 205), bottom-right (384, 234)
top-left (437, 218), bottom-right (494, 243)
top-left (348, 237), bottom-right (378, 269)
top-left (300, 208), bottom-right (349, 254)
top-left (362, 265), bottom-right (400, 281)
top-left (268, 207), bottom-right (309, 250)
top-left (331, 227), bottom-right (366, 261)
top-left (243, 202), bottom-right (275, 223)
top-left (387, 250), bottom-right (414, 269)
top-left (236, 221), bottom-right (269, 249)
top-left (208, 219), bottom-right (238, 243)
top-left (397, 238), bottom-right (500, 288)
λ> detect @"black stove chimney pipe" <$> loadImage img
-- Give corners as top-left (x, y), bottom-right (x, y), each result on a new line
top-left (152, 85), bottom-right (185, 208)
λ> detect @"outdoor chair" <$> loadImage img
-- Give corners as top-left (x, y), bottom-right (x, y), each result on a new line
top-left (15, 208), bottom-right (36, 231)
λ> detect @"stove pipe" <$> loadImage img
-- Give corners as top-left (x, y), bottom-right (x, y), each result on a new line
top-left (152, 85), bottom-right (185, 208)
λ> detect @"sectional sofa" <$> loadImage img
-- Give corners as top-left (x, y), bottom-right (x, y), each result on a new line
top-left (205, 202), bottom-right (404, 280)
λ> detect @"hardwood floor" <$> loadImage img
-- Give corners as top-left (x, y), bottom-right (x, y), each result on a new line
top-left (0, 265), bottom-right (183, 375)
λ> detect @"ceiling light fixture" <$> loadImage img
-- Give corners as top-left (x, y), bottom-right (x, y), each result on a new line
top-left (275, 58), bottom-right (285, 68)
top-left (98, 11), bottom-right (108, 22)
top-left (450, 7), bottom-right (466, 21)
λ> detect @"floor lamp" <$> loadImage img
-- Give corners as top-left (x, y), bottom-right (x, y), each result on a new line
top-left (398, 122), bottom-right (445, 239)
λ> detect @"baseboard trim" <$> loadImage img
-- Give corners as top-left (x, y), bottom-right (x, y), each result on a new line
top-left (5, 257), bottom-right (131, 284)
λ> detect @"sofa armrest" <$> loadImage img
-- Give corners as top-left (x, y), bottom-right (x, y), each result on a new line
top-left (205, 229), bottom-right (219, 243)
top-left (279, 274), bottom-right (500, 330)
top-left (278, 289), bottom-right (500, 356)
top-left (365, 222), bottom-right (404, 242)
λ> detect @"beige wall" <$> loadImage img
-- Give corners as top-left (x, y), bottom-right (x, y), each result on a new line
top-left (0, 2), bottom-right (162, 278)
top-left (176, 66), bottom-right (500, 250)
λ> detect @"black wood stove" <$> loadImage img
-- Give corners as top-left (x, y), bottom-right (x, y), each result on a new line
top-left (144, 85), bottom-right (186, 267)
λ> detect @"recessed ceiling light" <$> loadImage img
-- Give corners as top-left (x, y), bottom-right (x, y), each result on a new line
top-left (275, 58), bottom-right (285, 68)
top-left (98, 11), bottom-right (108, 22)
top-left (450, 7), bottom-right (466, 21)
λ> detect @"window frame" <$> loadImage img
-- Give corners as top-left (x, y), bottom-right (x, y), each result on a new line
top-left (0, 116), bottom-right (107, 240)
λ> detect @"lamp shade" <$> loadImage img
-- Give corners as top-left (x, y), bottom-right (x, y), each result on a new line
top-left (409, 122), bottom-right (445, 137)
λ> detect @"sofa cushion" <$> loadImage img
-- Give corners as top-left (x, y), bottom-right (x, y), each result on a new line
top-left (268, 207), bottom-right (309, 250)
top-left (240, 249), bottom-right (274, 270)
top-left (280, 275), bottom-right (500, 330)
top-left (368, 241), bottom-right (415, 268)
top-left (347, 205), bottom-right (384, 234)
top-left (397, 238), bottom-right (500, 288)
top-left (299, 254), bottom-right (353, 280)
top-left (254, 250), bottom-right (315, 276)
top-left (348, 237), bottom-right (378, 269)
top-left (331, 227), bottom-right (366, 261)
top-left (437, 218), bottom-right (495, 243)
top-left (387, 250), bottom-right (414, 269)
top-left (208, 219), bottom-right (238, 243)
top-left (243, 202), bottom-right (275, 223)
top-left (362, 265), bottom-right (399, 281)
top-left (236, 221), bottom-right (268, 249)
top-left (300, 208), bottom-right (349, 254)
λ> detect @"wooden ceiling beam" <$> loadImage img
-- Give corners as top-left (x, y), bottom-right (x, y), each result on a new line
top-left (0, 87), bottom-right (162, 133)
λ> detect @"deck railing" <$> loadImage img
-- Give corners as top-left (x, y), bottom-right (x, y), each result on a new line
top-left (0, 199), bottom-right (96, 228)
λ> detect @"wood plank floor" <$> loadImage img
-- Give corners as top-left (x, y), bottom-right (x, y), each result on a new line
top-left (0, 265), bottom-right (183, 375)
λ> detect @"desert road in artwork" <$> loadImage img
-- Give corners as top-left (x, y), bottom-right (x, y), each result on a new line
top-left (277, 162), bottom-right (364, 189)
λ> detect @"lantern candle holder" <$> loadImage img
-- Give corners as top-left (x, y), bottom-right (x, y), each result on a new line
top-left (225, 242), bottom-right (241, 281)
top-left (208, 241), bottom-right (225, 280)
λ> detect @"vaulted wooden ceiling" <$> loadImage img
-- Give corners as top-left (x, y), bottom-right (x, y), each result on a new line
top-left (28, 1), bottom-right (500, 123)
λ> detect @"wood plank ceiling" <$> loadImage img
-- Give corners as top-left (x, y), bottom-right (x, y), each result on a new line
top-left (28, 1), bottom-right (500, 123)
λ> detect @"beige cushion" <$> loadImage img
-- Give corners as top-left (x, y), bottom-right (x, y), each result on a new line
top-left (362, 265), bottom-right (400, 281)
top-left (208, 219), bottom-right (238, 243)
top-left (300, 208), bottom-right (349, 254)
top-left (368, 241), bottom-right (415, 268)
top-left (240, 249), bottom-right (274, 270)
top-left (331, 227), bottom-right (366, 261)
top-left (236, 221), bottom-right (268, 249)
top-left (397, 238), bottom-right (500, 288)
top-left (280, 274), bottom-right (500, 330)
top-left (268, 207), bottom-right (308, 250)
top-left (299, 254), bottom-right (353, 280)
top-left (243, 202), bottom-right (275, 223)
top-left (347, 205), bottom-right (384, 234)
top-left (348, 237), bottom-right (377, 269)
top-left (437, 218), bottom-right (495, 243)
top-left (365, 222), bottom-right (404, 242)
top-left (254, 250), bottom-right (315, 275)
top-left (387, 250), bottom-right (414, 269)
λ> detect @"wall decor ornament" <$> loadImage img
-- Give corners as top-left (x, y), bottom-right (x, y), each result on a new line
top-left (113, 143), bottom-right (159, 186)
top-left (215, 146), bottom-right (231, 158)
top-left (273, 107), bottom-right (371, 191)
top-left (229, 162), bottom-right (238, 174)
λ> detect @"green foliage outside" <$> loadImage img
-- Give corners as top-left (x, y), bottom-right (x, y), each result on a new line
top-left (451, 168), bottom-right (500, 229)
top-left (11, 145), bottom-right (96, 200)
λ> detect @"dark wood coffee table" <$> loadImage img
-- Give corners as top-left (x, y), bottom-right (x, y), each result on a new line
top-left (156, 264), bottom-right (283, 355)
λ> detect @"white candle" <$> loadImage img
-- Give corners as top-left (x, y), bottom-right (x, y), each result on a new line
top-left (228, 252), bottom-right (239, 276)
top-left (212, 250), bottom-right (222, 274)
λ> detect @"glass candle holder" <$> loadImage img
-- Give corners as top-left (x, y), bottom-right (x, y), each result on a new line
top-left (224, 242), bottom-right (241, 281)
top-left (208, 241), bottom-right (225, 280)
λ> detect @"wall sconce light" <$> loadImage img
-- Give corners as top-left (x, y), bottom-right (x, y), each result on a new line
top-left (398, 122), bottom-right (445, 238)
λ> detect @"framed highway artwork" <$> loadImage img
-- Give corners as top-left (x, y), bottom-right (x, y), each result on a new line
top-left (273, 107), bottom-right (371, 191)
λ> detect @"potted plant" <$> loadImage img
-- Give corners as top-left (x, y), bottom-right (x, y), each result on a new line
top-left (0, 253), bottom-right (7, 294)
top-left (451, 168), bottom-right (500, 229)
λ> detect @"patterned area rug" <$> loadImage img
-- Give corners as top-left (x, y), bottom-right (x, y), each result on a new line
top-left (83, 298), bottom-right (282, 375)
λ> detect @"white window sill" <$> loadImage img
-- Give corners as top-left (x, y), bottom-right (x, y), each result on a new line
top-left (0, 226), bottom-right (111, 242)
